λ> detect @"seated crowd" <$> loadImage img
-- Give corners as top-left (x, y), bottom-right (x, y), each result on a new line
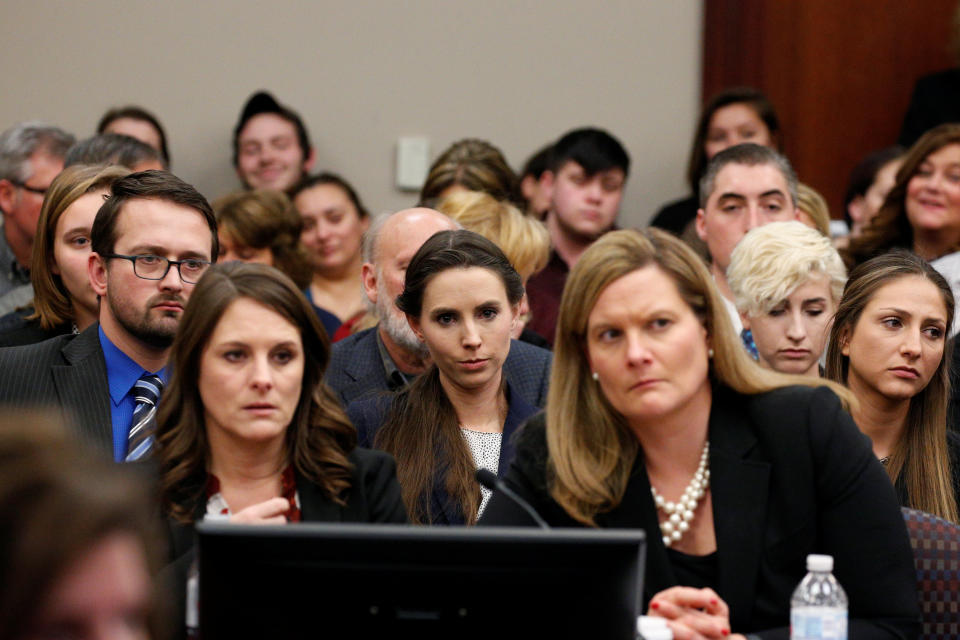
top-left (2, 86), bottom-right (959, 640)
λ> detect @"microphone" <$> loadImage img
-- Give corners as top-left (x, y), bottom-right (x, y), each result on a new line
top-left (476, 468), bottom-right (550, 529)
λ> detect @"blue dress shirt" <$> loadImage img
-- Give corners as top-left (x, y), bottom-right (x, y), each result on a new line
top-left (98, 326), bottom-right (168, 462)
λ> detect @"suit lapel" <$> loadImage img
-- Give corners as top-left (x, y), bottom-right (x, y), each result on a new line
top-left (709, 389), bottom-right (770, 629)
top-left (52, 327), bottom-right (112, 454)
top-left (297, 474), bottom-right (343, 522)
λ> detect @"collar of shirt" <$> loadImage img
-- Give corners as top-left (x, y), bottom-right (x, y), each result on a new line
top-left (375, 328), bottom-right (413, 391)
top-left (98, 325), bottom-right (168, 406)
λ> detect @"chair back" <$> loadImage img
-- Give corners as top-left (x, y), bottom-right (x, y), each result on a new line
top-left (901, 507), bottom-right (960, 639)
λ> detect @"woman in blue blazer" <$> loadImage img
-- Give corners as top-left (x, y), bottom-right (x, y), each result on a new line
top-left (348, 230), bottom-right (538, 525)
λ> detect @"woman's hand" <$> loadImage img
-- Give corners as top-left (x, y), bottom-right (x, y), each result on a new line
top-left (229, 497), bottom-right (290, 524)
top-left (648, 587), bottom-right (746, 640)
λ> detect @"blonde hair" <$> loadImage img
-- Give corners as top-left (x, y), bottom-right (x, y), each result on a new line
top-left (547, 228), bottom-right (854, 525)
top-left (728, 221), bottom-right (846, 316)
top-left (796, 182), bottom-right (832, 237)
top-left (436, 190), bottom-right (550, 280)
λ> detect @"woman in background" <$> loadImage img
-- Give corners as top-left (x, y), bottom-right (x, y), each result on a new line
top-left (481, 228), bottom-right (918, 638)
top-left (795, 183), bottom-right (832, 237)
top-left (650, 87), bottom-right (781, 248)
top-left (419, 138), bottom-right (524, 209)
top-left (837, 146), bottom-right (904, 248)
top-left (291, 173), bottom-right (370, 334)
top-left (727, 221), bottom-right (846, 377)
top-left (212, 188), bottom-right (339, 337)
top-left (349, 230), bottom-right (536, 525)
top-left (826, 250), bottom-right (959, 522)
top-left (0, 164), bottom-right (130, 347)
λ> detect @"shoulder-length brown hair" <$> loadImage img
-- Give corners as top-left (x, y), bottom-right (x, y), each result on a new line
top-left (548, 228), bottom-right (853, 526)
top-left (29, 164), bottom-right (130, 329)
top-left (418, 138), bottom-right (524, 209)
top-left (375, 230), bottom-right (524, 525)
top-left (156, 262), bottom-right (356, 523)
top-left (825, 250), bottom-right (957, 523)
top-left (212, 189), bottom-right (313, 289)
top-left (845, 123), bottom-right (960, 268)
top-left (686, 87), bottom-right (781, 194)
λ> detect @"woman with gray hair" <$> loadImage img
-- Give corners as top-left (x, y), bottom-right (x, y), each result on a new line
top-left (727, 221), bottom-right (846, 377)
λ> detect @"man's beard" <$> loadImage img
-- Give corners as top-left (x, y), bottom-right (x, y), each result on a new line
top-left (373, 278), bottom-right (429, 358)
top-left (107, 291), bottom-right (182, 350)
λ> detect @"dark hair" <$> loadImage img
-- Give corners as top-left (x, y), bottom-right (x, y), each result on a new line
top-left (378, 229), bottom-right (523, 524)
top-left (0, 410), bottom-right (164, 640)
top-left (687, 87), bottom-right (781, 194)
top-left (291, 172), bottom-right (370, 219)
top-left (91, 169), bottom-right (218, 259)
top-left (213, 189), bottom-right (313, 289)
top-left (548, 127), bottom-right (630, 178)
top-left (520, 144), bottom-right (554, 181)
top-left (418, 139), bottom-right (524, 208)
top-left (30, 165), bottom-right (130, 330)
top-left (156, 262), bottom-right (356, 523)
top-left (825, 250), bottom-right (957, 522)
top-left (63, 134), bottom-right (165, 171)
top-left (232, 91), bottom-right (311, 168)
top-left (842, 146), bottom-right (905, 229)
top-left (96, 105), bottom-right (170, 166)
top-left (699, 143), bottom-right (798, 207)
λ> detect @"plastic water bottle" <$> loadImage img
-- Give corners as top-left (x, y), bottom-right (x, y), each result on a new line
top-left (790, 554), bottom-right (848, 640)
top-left (637, 615), bottom-right (673, 640)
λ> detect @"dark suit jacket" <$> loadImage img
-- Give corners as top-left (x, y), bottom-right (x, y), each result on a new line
top-left (163, 447), bottom-right (408, 638)
top-left (347, 382), bottom-right (539, 525)
top-left (326, 327), bottom-right (552, 408)
top-left (0, 324), bottom-right (112, 454)
top-left (480, 385), bottom-right (920, 640)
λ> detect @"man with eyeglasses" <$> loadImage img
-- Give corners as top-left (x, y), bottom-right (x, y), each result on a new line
top-left (0, 170), bottom-right (217, 461)
top-left (0, 122), bottom-right (75, 315)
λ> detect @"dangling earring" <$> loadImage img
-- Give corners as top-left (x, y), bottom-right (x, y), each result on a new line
top-left (708, 348), bottom-right (715, 358)
top-left (591, 371), bottom-right (599, 381)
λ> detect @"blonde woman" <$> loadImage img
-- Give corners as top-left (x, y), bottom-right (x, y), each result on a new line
top-left (795, 182), bottom-right (832, 237)
top-left (481, 228), bottom-right (918, 639)
top-left (437, 190), bottom-right (550, 343)
top-left (727, 221), bottom-right (846, 377)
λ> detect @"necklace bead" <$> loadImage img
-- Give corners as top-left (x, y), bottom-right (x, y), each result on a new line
top-left (650, 440), bottom-right (710, 548)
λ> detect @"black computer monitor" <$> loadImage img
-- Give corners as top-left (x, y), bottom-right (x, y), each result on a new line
top-left (196, 522), bottom-right (645, 639)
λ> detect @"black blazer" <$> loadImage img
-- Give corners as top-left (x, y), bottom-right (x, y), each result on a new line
top-left (325, 327), bottom-right (553, 408)
top-left (480, 385), bottom-right (920, 640)
top-left (0, 324), bottom-right (112, 454)
top-left (348, 382), bottom-right (538, 525)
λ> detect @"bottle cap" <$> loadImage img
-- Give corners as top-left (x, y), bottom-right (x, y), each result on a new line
top-left (806, 553), bottom-right (833, 572)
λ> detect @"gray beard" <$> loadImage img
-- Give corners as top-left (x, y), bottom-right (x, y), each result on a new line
top-left (375, 289), bottom-right (429, 358)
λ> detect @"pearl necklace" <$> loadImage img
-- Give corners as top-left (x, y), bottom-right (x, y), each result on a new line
top-left (650, 441), bottom-right (710, 548)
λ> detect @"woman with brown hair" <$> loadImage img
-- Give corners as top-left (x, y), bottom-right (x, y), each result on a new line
top-left (156, 262), bottom-right (405, 545)
top-left (0, 410), bottom-right (163, 640)
top-left (825, 250), bottom-right (959, 522)
top-left (480, 228), bottom-right (919, 638)
top-left (418, 138), bottom-right (524, 209)
top-left (845, 123), bottom-right (960, 268)
top-left (347, 230), bottom-right (537, 525)
top-left (0, 164), bottom-right (130, 347)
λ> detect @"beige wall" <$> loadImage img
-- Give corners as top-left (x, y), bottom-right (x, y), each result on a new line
top-left (2, 0), bottom-right (701, 228)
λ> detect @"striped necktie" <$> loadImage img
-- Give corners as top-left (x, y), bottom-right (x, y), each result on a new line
top-left (126, 373), bottom-right (164, 462)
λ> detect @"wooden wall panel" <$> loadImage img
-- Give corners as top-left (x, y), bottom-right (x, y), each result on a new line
top-left (703, 0), bottom-right (956, 217)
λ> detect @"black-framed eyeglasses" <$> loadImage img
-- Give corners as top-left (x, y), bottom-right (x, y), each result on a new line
top-left (102, 254), bottom-right (211, 284)
top-left (10, 180), bottom-right (48, 196)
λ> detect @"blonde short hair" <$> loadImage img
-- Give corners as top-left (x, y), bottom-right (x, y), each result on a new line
top-left (436, 190), bottom-right (550, 280)
top-left (796, 182), bottom-right (831, 237)
top-left (728, 220), bottom-right (846, 316)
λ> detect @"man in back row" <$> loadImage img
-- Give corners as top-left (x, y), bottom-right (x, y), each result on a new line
top-left (0, 171), bottom-right (217, 460)
top-left (326, 207), bottom-right (552, 408)
top-left (0, 122), bottom-right (75, 315)
top-left (525, 127), bottom-right (630, 344)
top-left (695, 143), bottom-right (800, 335)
